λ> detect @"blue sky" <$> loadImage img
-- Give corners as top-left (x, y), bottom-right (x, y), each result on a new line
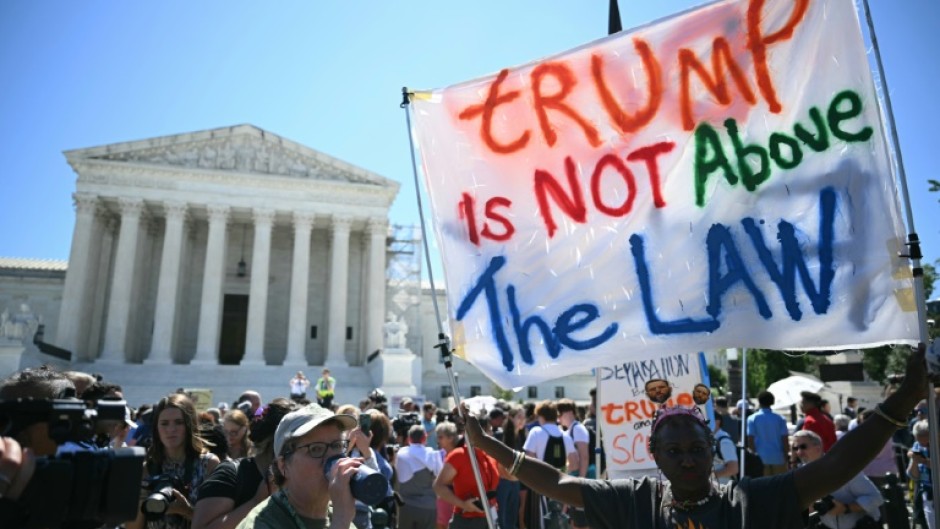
top-left (1, 1), bottom-right (937, 292)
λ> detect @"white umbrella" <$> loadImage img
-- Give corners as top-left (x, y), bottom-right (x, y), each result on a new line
top-left (462, 395), bottom-right (498, 415)
top-left (766, 375), bottom-right (824, 409)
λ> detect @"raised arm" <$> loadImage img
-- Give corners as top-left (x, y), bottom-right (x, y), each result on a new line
top-left (793, 343), bottom-right (929, 508)
top-left (462, 404), bottom-right (585, 507)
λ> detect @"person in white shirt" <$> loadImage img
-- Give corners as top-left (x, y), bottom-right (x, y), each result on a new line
top-left (522, 401), bottom-right (577, 529)
top-left (557, 399), bottom-right (590, 478)
top-left (396, 425), bottom-right (444, 529)
top-left (289, 371), bottom-right (311, 401)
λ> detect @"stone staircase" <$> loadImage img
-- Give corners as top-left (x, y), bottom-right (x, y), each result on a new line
top-left (69, 362), bottom-right (381, 410)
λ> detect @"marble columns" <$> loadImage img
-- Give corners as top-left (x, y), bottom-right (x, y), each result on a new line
top-left (147, 202), bottom-right (188, 364)
top-left (326, 216), bottom-right (352, 366)
top-left (193, 205), bottom-right (230, 364)
top-left (100, 198), bottom-right (145, 362)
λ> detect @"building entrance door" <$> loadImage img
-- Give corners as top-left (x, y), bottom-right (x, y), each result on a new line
top-left (219, 294), bottom-right (248, 365)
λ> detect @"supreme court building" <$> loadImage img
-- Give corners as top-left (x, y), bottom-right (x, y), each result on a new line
top-left (0, 125), bottom-right (597, 406)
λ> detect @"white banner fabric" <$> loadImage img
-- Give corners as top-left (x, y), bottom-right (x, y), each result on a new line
top-left (410, 0), bottom-right (917, 388)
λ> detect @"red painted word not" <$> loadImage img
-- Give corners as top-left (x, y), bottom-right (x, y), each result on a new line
top-left (458, 141), bottom-right (674, 244)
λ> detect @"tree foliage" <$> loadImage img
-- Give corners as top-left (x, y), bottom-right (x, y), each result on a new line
top-left (744, 348), bottom-right (826, 396)
top-left (491, 385), bottom-right (516, 402)
top-left (860, 345), bottom-right (910, 384)
top-left (708, 364), bottom-right (728, 395)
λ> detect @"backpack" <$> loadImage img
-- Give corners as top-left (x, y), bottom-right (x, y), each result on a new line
top-left (714, 433), bottom-right (764, 479)
top-left (713, 433), bottom-right (736, 466)
top-left (543, 432), bottom-right (567, 470)
top-left (737, 445), bottom-right (764, 479)
top-left (541, 496), bottom-right (570, 529)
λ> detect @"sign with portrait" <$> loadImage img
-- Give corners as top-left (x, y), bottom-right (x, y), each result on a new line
top-left (596, 352), bottom-right (711, 476)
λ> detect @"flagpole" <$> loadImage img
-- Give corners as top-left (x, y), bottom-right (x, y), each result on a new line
top-left (608, 0), bottom-right (622, 34)
top-left (401, 88), bottom-right (498, 529)
top-left (859, 1), bottom-right (937, 523)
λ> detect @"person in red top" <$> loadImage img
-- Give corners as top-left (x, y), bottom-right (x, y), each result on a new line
top-left (800, 391), bottom-right (837, 451)
top-left (433, 437), bottom-right (500, 529)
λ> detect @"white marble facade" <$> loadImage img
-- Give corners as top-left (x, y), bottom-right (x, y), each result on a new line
top-left (56, 125), bottom-right (398, 368)
top-left (0, 125), bottom-right (600, 406)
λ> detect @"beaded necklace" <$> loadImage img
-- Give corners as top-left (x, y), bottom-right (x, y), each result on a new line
top-left (663, 484), bottom-right (717, 511)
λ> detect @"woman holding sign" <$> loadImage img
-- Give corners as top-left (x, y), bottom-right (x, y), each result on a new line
top-left (463, 345), bottom-right (930, 529)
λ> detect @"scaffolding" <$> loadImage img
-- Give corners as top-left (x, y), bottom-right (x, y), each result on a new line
top-left (386, 224), bottom-right (423, 356)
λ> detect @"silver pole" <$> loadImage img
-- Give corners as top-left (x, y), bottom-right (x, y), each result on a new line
top-left (739, 348), bottom-right (748, 480)
top-left (400, 89), bottom-right (497, 529)
top-left (859, 3), bottom-right (937, 525)
top-left (594, 369), bottom-right (603, 478)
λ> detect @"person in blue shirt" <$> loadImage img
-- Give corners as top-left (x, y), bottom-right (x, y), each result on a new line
top-left (746, 391), bottom-right (790, 476)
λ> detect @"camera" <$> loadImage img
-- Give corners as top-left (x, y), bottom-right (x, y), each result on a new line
top-left (368, 389), bottom-right (387, 406)
top-left (0, 398), bottom-right (146, 528)
top-left (391, 412), bottom-right (420, 438)
top-left (1, 397), bottom-right (127, 445)
top-left (141, 474), bottom-right (187, 517)
top-left (813, 495), bottom-right (836, 515)
top-left (886, 374), bottom-right (905, 385)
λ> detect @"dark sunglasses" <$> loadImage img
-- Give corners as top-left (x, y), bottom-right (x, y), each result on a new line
top-left (792, 444), bottom-right (811, 451)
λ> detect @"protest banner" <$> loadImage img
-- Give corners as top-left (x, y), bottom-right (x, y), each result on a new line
top-left (596, 352), bottom-right (709, 476)
top-left (409, 0), bottom-right (918, 389)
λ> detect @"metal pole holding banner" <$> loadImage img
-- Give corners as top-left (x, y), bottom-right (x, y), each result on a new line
top-left (739, 348), bottom-right (748, 480)
top-left (859, 2), bottom-right (937, 527)
top-left (594, 369), bottom-right (603, 478)
top-left (400, 88), bottom-right (497, 529)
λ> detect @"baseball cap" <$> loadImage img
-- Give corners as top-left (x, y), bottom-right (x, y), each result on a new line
top-left (274, 403), bottom-right (357, 456)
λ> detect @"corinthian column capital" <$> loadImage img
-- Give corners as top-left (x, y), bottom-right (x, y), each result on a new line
top-left (206, 204), bottom-right (231, 223)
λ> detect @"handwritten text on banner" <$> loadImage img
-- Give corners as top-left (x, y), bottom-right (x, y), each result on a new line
top-left (410, 0), bottom-right (917, 388)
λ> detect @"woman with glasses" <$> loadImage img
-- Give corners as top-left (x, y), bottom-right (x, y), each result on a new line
top-left (236, 403), bottom-right (362, 529)
top-left (193, 399), bottom-right (299, 529)
top-left (462, 345), bottom-right (931, 529)
top-left (223, 410), bottom-right (251, 460)
top-left (127, 394), bottom-right (221, 529)
top-left (793, 430), bottom-right (883, 529)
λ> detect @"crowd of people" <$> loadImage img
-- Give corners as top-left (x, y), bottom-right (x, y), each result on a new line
top-left (0, 343), bottom-right (936, 529)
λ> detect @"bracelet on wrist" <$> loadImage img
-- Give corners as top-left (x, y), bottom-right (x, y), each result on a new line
top-left (509, 450), bottom-right (526, 476)
top-left (873, 404), bottom-right (907, 428)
